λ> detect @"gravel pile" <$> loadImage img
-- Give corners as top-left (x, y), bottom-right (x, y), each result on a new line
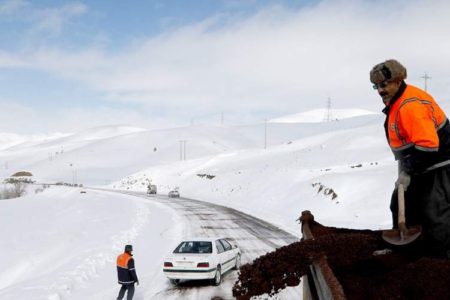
top-left (233, 216), bottom-right (450, 300)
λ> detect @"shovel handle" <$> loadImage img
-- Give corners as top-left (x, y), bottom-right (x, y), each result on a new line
top-left (397, 183), bottom-right (406, 230)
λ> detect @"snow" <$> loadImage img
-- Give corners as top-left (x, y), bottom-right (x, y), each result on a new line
top-left (0, 108), bottom-right (400, 299)
top-left (0, 132), bottom-right (71, 151)
top-left (0, 187), bottom-right (180, 299)
top-left (269, 108), bottom-right (379, 123)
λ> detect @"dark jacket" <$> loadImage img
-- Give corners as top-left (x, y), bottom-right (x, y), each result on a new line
top-left (117, 252), bottom-right (139, 285)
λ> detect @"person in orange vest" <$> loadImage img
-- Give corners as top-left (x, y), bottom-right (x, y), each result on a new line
top-left (116, 245), bottom-right (139, 300)
top-left (370, 59), bottom-right (450, 257)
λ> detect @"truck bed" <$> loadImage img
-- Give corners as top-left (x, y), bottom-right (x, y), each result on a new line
top-left (233, 210), bottom-right (450, 300)
top-left (300, 210), bottom-right (450, 300)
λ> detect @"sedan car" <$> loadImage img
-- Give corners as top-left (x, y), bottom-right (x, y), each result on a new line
top-left (163, 237), bottom-right (241, 286)
top-left (168, 190), bottom-right (180, 198)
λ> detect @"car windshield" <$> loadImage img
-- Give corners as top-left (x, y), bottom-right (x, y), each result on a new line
top-left (173, 241), bottom-right (212, 254)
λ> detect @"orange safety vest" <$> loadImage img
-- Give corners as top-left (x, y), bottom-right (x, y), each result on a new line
top-left (117, 252), bottom-right (132, 269)
top-left (117, 252), bottom-right (138, 285)
top-left (385, 84), bottom-right (447, 157)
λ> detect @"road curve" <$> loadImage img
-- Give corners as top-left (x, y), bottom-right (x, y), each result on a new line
top-left (117, 191), bottom-right (301, 300)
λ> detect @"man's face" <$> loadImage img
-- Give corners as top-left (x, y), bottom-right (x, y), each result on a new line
top-left (374, 80), bottom-right (401, 105)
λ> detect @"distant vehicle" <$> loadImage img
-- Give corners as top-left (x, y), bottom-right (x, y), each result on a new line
top-left (163, 237), bottom-right (241, 286)
top-left (147, 184), bottom-right (157, 195)
top-left (80, 191), bottom-right (87, 194)
top-left (168, 190), bottom-right (180, 198)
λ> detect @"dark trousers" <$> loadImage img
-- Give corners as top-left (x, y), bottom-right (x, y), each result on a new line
top-left (117, 284), bottom-right (135, 300)
top-left (390, 166), bottom-right (450, 257)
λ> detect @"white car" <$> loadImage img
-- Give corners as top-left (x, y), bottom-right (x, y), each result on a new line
top-left (168, 190), bottom-right (180, 198)
top-left (163, 237), bottom-right (241, 286)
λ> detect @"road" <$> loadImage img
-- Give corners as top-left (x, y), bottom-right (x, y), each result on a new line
top-left (117, 191), bottom-right (301, 300)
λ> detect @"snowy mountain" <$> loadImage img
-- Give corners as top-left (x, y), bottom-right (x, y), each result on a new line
top-left (269, 108), bottom-right (379, 123)
top-left (0, 108), bottom-right (398, 299)
top-left (112, 111), bottom-right (393, 233)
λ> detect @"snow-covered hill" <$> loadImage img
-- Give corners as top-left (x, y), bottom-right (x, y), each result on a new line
top-left (0, 108), bottom-right (399, 299)
top-left (0, 109), bottom-right (395, 231)
top-left (269, 108), bottom-right (379, 123)
top-left (112, 112), bottom-right (394, 234)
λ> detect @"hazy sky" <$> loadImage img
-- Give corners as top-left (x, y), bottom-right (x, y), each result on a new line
top-left (1, 0), bottom-right (449, 133)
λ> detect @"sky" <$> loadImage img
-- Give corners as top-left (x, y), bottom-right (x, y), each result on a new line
top-left (1, 0), bottom-right (450, 134)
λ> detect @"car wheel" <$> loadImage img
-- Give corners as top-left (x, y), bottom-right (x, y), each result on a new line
top-left (170, 279), bottom-right (180, 285)
top-left (234, 254), bottom-right (241, 270)
top-left (212, 266), bottom-right (222, 286)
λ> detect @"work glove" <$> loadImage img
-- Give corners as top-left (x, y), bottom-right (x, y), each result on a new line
top-left (396, 171), bottom-right (411, 191)
top-left (136, 280), bottom-right (139, 286)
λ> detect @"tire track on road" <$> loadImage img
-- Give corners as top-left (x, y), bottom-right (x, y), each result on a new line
top-left (105, 190), bottom-right (301, 299)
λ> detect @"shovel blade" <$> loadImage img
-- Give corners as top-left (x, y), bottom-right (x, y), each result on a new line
top-left (382, 225), bottom-right (422, 246)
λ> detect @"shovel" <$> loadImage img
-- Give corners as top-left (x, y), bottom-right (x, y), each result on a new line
top-left (382, 183), bottom-right (422, 245)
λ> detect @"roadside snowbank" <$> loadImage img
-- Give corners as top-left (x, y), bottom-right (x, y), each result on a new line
top-left (0, 187), bottom-right (180, 300)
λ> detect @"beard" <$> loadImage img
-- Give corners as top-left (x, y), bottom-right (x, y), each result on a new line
top-left (380, 92), bottom-right (390, 105)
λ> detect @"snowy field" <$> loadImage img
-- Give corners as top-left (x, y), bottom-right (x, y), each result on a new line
top-left (0, 187), bottom-right (183, 299)
top-left (0, 109), bottom-right (402, 299)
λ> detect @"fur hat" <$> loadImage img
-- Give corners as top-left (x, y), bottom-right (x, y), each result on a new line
top-left (370, 59), bottom-right (407, 84)
top-left (124, 245), bottom-right (133, 252)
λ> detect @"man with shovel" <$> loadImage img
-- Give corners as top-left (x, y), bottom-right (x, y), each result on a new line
top-left (370, 59), bottom-right (450, 257)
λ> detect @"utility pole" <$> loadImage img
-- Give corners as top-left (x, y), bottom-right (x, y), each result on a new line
top-left (179, 140), bottom-right (187, 160)
top-left (264, 118), bottom-right (267, 149)
top-left (69, 163), bottom-right (75, 186)
top-left (420, 72), bottom-right (431, 92)
top-left (323, 97), bottom-right (333, 122)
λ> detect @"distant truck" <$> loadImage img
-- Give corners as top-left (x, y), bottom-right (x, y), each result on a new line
top-left (147, 184), bottom-right (157, 195)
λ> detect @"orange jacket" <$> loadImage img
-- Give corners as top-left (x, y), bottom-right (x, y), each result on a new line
top-left (386, 84), bottom-right (446, 152)
top-left (383, 83), bottom-right (450, 173)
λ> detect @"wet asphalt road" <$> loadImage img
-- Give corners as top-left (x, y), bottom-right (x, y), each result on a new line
top-left (117, 191), bottom-right (301, 299)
